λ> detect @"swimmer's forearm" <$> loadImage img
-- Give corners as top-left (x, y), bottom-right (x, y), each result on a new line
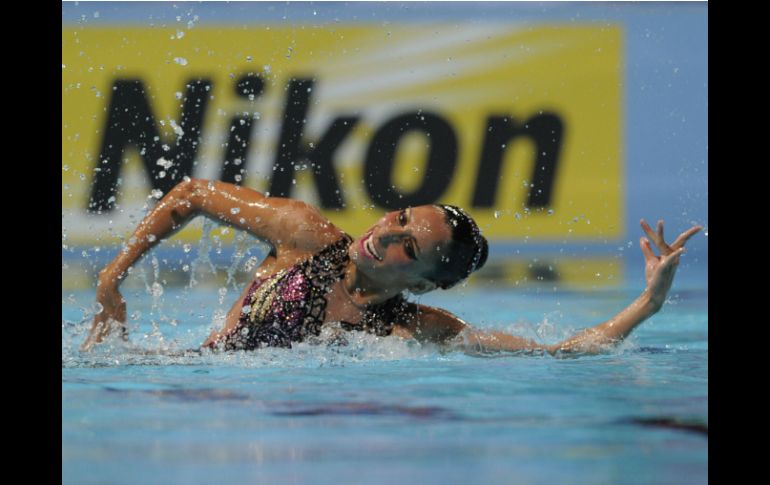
top-left (454, 329), bottom-right (551, 355)
top-left (455, 291), bottom-right (659, 356)
top-left (550, 291), bottom-right (659, 355)
top-left (100, 179), bottom-right (204, 285)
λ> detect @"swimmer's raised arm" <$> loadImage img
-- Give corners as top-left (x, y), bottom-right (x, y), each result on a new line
top-left (399, 220), bottom-right (702, 356)
top-left (545, 220), bottom-right (702, 355)
top-left (81, 178), bottom-right (342, 351)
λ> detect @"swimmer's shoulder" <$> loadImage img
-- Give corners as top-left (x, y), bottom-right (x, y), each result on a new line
top-left (392, 303), bottom-right (469, 345)
top-left (271, 199), bottom-right (348, 253)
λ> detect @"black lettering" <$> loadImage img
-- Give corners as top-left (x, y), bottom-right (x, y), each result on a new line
top-left (221, 116), bottom-right (253, 185)
top-left (472, 113), bottom-right (564, 208)
top-left (529, 261), bottom-right (558, 282)
top-left (269, 79), bottom-right (359, 209)
top-left (364, 112), bottom-right (457, 210)
top-left (88, 79), bottom-right (212, 212)
top-left (220, 74), bottom-right (264, 184)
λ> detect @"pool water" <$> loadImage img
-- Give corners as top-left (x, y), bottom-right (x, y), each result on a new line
top-left (62, 263), bottom-right (707, 485)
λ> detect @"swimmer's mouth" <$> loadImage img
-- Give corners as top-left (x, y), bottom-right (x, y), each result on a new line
top-left (361, 231), bottom-right (383, 261)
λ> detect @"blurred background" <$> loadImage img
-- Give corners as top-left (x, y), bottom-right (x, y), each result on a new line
top-left (62, 1), bottom-right (707, 293)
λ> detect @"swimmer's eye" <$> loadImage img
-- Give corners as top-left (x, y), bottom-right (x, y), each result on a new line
top-left (398, 209), bottom-right (417, 259)
top-left (398, 209), bottom-right (407, 226)
top-left (404, 239), bottom-right (417, 260)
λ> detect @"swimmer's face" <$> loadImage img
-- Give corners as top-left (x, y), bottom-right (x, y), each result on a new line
top-left (350, 205), bottom-right (452, 293)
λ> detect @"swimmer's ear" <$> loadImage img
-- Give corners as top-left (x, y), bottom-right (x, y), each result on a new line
top-left (409, 280), bottom-right (437, 295)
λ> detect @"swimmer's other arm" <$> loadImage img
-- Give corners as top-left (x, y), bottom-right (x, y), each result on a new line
top-left (395, 298), bottom-right (664, 356)
top-left (394, 220), bottom-right (702, 356)
top-left (81, 178), bottom-right (340, 351)
top-left (95, 178), bottom-right (339, 295)
top-left (116, 179), bottom-right (339, 257)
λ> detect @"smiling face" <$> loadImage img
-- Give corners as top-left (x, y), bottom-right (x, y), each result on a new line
top-left (349, 205), bottom-right (453, 294)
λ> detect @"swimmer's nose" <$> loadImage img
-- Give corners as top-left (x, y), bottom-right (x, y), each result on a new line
top-left (378, 230), bottom-right (408, 247)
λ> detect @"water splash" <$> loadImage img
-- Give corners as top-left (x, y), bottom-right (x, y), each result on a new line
top-left (188, 218), bottom-right (218, 288)
top-left (224, 231), bottom-right (251, 290)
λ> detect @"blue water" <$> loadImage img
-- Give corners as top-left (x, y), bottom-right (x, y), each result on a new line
top-left (62, 263), bottom-right (707, 485)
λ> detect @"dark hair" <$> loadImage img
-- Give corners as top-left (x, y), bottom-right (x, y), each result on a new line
top-left (425, 204), bottom-right (489, 290)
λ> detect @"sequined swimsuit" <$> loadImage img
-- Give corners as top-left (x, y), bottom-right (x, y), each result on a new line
top-left (203, 234), bottom-right (416, 351)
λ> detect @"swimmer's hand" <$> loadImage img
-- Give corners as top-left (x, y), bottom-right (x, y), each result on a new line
top-left (640, 219), bottom-right (702, 310)
top-left (80, 282), bottom-right (127, 352)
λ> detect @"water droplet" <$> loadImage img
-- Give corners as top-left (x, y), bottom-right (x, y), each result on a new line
top-left (156, 157), bottom-right (173, 169)
top-left (230, 207), bottom-right (240, 215)
top-left (183, 243), bottom-right (192, 253)
top-left (169, 120), bottom-right (184, 137)
top-left (175, 91), bottom-right (183, 100)
top-left (493, 211), bottom-right (501, 219)
top-left (150, 189), bottom-right (163, 199)
top-left (174, 57), bottom-right (188, 66)
top-left (92, 302), bottom-right (104, 314)
top-left (150, 282), bottom-right (163, 297)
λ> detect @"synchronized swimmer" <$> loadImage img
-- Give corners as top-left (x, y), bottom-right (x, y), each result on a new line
top-left (82, 178), bottom-right (701, 355)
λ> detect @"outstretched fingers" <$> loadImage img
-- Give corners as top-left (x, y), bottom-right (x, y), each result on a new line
top-left (641, 219), bottom-right (677, 255)
top-left (670, 225), bottom-right (703, 250)
top-left (640, 219), bottom-right (656, 242)
top-left (639, 237), bottom-right (656, 262)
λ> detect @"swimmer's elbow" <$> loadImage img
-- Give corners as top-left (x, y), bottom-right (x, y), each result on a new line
top-left (175, 178), bottom-right (207, 205)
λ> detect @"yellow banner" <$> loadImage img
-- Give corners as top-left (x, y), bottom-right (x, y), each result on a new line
top-left (62, 25), bottom-right (622, 245)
